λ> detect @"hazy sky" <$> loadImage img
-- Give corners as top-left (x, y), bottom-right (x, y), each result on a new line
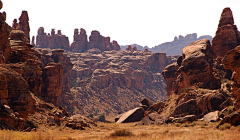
top-left (2, 0), bottom-right (240, 47)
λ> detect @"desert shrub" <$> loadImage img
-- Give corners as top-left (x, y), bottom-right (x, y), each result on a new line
top-left (181, 123), bottom-right (190, 127)
top-left (88, 114), bottom-right (94, 118)
top-left (98, 114), bottom-right (105, 122)
top-left (219, 123), bottom-right (231, 130)
top-left (226, 106), bottom-right (234, 114)
top-left (110, 129), bottom-right (134, 137)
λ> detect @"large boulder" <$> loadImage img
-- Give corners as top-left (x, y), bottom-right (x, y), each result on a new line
top-left (116, 107), bottom-right (145, 123)
top-left (203, 111), bottom-right (219, 122)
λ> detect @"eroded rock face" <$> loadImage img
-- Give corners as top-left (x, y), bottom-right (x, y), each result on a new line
top-left (51, 49), bottom-right (73, 93)
top-left (41, 62), bottom-right (64, 105)
top-left (222, 46), bottom-right (240, 110)
top-left (163, 39), bottom-right (221, 95)
top-left (70, 29), bottom-right (120, 52)
top-left (212, 8), bottom-right (240, 59)
top-left (0, 12), bottom-right (11, 62)
top-left (14, 11), bottom-right (30, 42)
top-left (36, 27), bottom-right (70, 50)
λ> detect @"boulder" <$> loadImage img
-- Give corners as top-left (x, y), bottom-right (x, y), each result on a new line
top-left (171, 99), bottom-right (201, 117)
top-left (171, 115), bottom-right (197, 123)
top-left (203, 111), bottom-right (219, 122)
top-left (144, 101), bottom-right (165, 116)
top-left (140, 98), bottom-right (153, 109)
top-left (116, 107), bottom-right (145, 123)
top-left (137, 113), bottom-right (166, 125)
top-left (217, 109), bottom-right (240, 127)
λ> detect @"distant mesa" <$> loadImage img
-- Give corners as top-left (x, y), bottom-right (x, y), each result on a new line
top-left (120, 33), bottom-right (212, 55)
top-left (36, 27), bottom-right (70, 50)
top-left (70, 28), bottom-right (121, 52)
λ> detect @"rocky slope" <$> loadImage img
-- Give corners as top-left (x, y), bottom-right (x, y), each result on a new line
top-left (60, 48), bottom-right (177, 115)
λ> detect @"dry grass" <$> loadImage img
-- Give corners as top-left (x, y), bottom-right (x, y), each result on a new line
top-left (1, 121), bottom-right (240, 140)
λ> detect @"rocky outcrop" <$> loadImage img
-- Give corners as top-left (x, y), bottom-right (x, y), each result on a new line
top-left (70, 28), bottom-right (88, 52)
top-left (222, 46), bottom-right (240, 110)
top-left (51, 49), bottom-right (73, 93)
top-left (41, 62), bottom-right (64, 106)
top-left (212, 8), bottom-right (240, 59)
top-left (36, 27), bottom-right (70, 50)
top-left (162, 39), bottom-right (221, 95)
top-left (13, 11), bottom-right (30, 42)
top-left (0, 10), bottom-right (11, 62)
top-left (70, 29), bottom-right (121, 52)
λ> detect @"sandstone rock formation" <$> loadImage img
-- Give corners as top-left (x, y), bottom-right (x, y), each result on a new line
top-left (0, 11), bottom-right (11, 62)
top-left (212, 8), bottom-right (240, 59)
top-left (70, 29), bottom-right (121, 52)
top-left (36, 27), bottom-right (70, 50)
top-left (222, 46), bottom-right (240, 110)
top-left (51, 49), bottom-right (73, 93)
top-left (13, 11), bottom-right (30, 42)
top-left (162, 39), bottom-right (221, 95)
top-left (70, 28), bottom-right (88, 52)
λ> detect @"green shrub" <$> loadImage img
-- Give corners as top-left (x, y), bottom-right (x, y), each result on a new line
top-left (226, 106), bottom-right (234, 114)
top-left (110, 129), bottom-right (134, 137)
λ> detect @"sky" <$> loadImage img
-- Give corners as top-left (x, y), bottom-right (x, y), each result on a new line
top-left (2, 0), bottom-right (240, 48)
